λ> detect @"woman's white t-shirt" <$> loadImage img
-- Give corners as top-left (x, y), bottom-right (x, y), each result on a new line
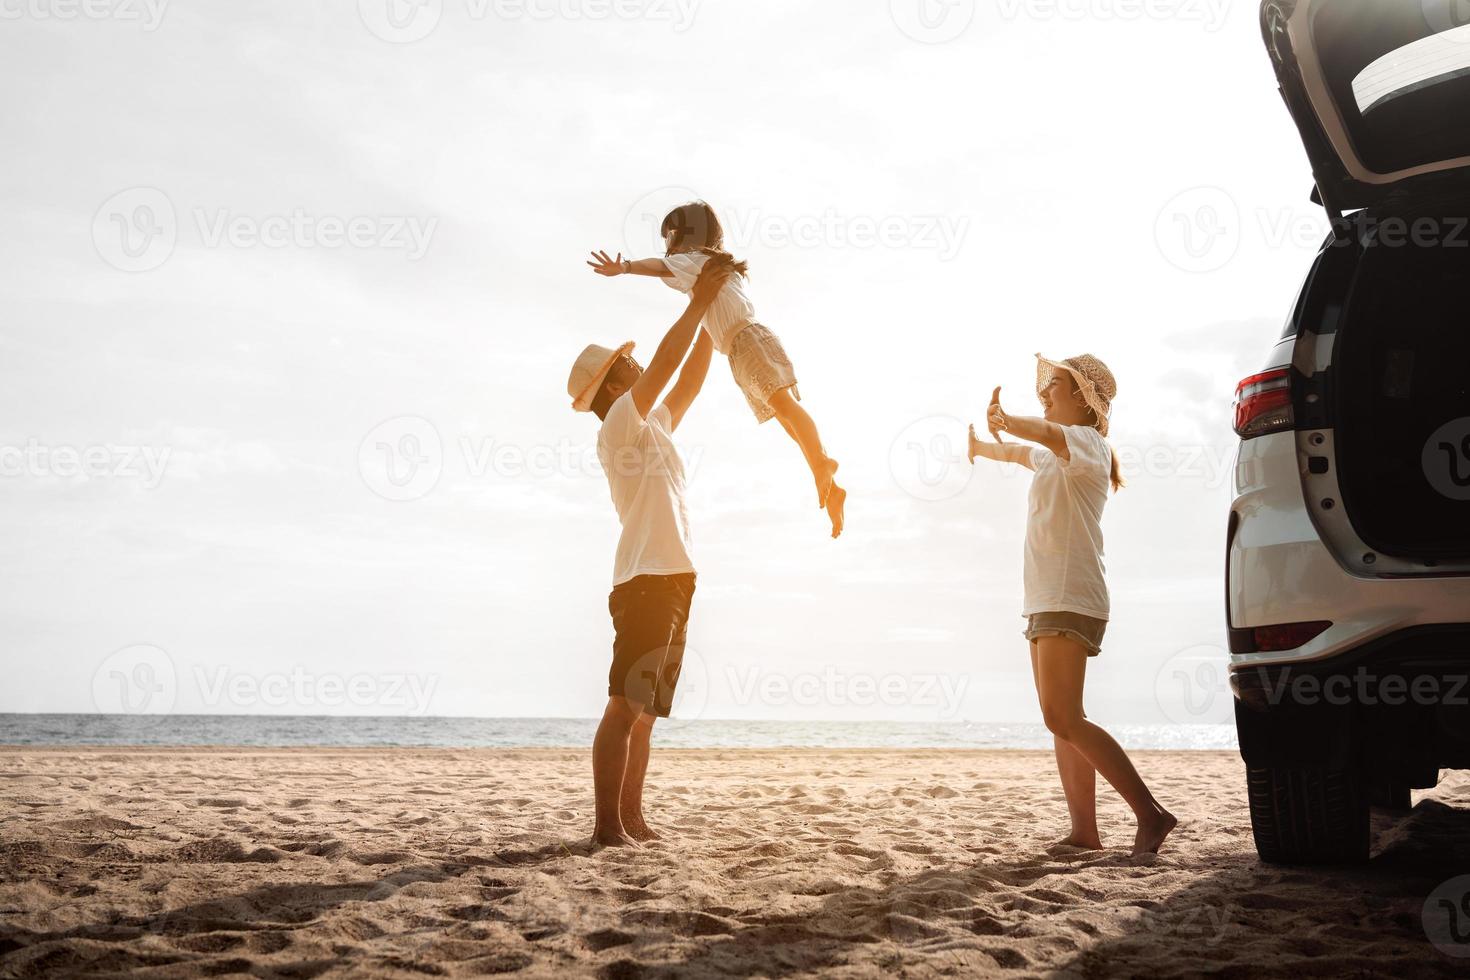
top-left (1023, 425), bottom-right (1112, 621)
top-left (660, 251), bottom-right (755, 355)
top-left (598, 392), bottom-right (696, 587)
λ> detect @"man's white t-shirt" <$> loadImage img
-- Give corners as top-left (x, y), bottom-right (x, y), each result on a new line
top-left (660, 251), bottom-right (755, 355)
top-left (598, 392), bottom-right (696, 587)
top-left (1023, 425), bottom-right (1112, 620)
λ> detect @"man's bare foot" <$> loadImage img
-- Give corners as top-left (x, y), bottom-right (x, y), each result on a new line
top-left (826, 484), bottom-right (846, 539)
top-left (1055, 834), bottom-right (1103, 850)
top-left (815, 458), bottom-right (839, 507)
top-left (623, 819), bottom-right (661, 842)
top-left (1132, 811), bottom-right (1177, 856)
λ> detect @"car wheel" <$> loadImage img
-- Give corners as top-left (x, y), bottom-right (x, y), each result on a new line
top-left (1246, 766), bottom-right (1370, 864)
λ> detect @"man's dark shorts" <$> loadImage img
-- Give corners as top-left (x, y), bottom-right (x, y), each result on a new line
top-left (608, 573), bottom-right (696, 718)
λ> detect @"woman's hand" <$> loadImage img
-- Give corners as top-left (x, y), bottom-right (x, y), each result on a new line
top-left (586, 249), bottom-right (626, 276)
top-left (987, 386), bottom-right (1009, 443)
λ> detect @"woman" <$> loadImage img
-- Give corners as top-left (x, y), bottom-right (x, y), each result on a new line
top-left (969, 354), bottom-right (1176, 856)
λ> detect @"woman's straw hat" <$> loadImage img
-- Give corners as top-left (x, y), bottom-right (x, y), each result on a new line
top-left (567, 341), bottom-right (635, 413)
top-left (1035, 353), bottom-right (1117, 437)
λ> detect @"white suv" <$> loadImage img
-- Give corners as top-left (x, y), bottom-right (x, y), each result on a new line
top-left (1229, 0), bottom-right (1470, 863)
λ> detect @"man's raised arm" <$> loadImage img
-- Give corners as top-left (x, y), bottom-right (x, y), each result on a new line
top-left (661, 329), bottom-right (714, 431)
top-left (629, 257), bottom-right (732, 419)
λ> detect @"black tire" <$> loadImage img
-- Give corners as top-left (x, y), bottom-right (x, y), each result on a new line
top-left (1246, 766), bottom-right (1370, 864)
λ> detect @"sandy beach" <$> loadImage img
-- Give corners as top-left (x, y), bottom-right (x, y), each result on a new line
top-left (1, 747), bottom-right (1468, 978)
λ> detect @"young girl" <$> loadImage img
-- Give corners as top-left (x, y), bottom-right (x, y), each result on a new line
top-left (968, 354), bottom-right (1176, 856)
top-left (587, 201), bottom-right (845, 538)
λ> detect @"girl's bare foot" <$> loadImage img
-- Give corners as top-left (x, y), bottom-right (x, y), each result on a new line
top-left (622, 818), bottom-right (661, 842)
top-left (815, 458), bottom-right (839, 507)
top-left (592, 826), bottom-right (642, 849)
top-left (826, 484), bottom-right (846, 538)
top-left (1132, 811), bottom-right (1177, 856)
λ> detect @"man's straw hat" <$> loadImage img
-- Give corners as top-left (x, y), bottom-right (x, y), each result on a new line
top-left (1035, 353), bottom-right (1117, 437)
top-left (567, 341), bottom-right (635, 413)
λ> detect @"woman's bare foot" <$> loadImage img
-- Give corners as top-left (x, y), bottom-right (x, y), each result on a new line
top-left (1055, 834), bottom-right (1103, 851)
top-left (813, 457), bottom-right (839, 507)
top-left (826, 484), bottom-right (846, 538)
top-left (1132, 811), bottom-right (1177, 856)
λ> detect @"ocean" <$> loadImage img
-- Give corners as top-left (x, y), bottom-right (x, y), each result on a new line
top-left (0, 715), bottom-right (1238, 750)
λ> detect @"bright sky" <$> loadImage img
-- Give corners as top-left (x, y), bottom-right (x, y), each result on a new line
top-left (0, 0), bottom-right (1333, 727)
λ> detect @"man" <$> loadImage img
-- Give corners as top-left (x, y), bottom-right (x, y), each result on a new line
top-left (566, 256), bottom-right (732, 848)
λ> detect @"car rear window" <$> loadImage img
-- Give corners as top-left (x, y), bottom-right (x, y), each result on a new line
top-left (1352, 26), bottom-right (1470, 114)
top-left (1312, 1), bottom-right (1470, 173)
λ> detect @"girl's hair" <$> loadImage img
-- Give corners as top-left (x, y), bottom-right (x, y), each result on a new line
top-left (1064, 373), bottom-right (1125, 493)
top-left (660, 202), bottom-right (749, 277)
top-left (1106, 445), bottom-right (1125, 494)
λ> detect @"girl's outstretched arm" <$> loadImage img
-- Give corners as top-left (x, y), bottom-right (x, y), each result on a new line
top-left (986, 387), bottom-right (1070, 460)
top-left (968, 424), bottom-right (1035, 469)
top-left (586, 250), bottom-right (673, 277)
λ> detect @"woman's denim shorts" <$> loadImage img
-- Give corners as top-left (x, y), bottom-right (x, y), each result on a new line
top-left (1023, 611), bottom-right (1107, 657)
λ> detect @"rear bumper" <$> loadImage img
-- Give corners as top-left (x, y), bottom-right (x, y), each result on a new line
top-left (1232, 625), bottom-right (1470, 773)
top-left (1228, 430), bottom-right (1470, 670)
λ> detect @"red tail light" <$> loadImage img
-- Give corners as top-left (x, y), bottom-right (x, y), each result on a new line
top-left (1233, 368), bottom-right (1294, 439)
top-left (1228, 620), bottom-right (1332, 653)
